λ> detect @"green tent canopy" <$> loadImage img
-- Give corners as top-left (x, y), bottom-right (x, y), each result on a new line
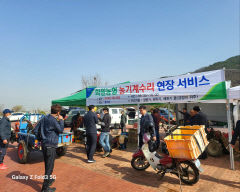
top-left (52, 89), bottom-right (87, 106)
top-left (52, 82), bottom-right (131, 107)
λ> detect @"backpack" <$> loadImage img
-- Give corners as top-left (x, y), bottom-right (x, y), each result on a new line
top-left (33, 117), bottom-right (45, 141)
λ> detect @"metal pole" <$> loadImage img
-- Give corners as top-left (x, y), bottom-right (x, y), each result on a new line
top-left (137, 103), bottom-right (140, 147)
top-left (175, 104), bottom-right (179, 126)
top-left (223, 68), bottom-right (234, 170)
top-left (237, 100), bottom-right (239, 123)
top-left (226, 99), bottom-right (235, 170)
top-left (168, 103), bottom-right (171, 126)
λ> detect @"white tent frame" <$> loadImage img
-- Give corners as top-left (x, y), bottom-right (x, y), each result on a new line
top-left (87, 70), bottom-right (237, 170)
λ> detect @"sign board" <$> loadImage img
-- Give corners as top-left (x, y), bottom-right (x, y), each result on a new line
top-left (87, 70), bottom-right (226, 106)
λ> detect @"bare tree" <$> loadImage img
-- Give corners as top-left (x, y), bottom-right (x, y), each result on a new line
top-left (12, 105), bottom-right (24, 112)
top-left (36, 108), bottom-right (47, 115)
top-left (0, 104), bottom-right (4, 116)
top-left (81, 73), bottom-right (108, 88)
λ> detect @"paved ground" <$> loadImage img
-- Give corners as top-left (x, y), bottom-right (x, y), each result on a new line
top-left (0, 141), bottom-right (239, 192)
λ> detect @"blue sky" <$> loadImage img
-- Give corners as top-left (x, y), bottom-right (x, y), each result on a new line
top-left (0, 0), bottom-right (239, 110)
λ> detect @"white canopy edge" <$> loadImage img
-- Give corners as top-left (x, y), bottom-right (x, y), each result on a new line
top-left (228, 85), bottom-right (240, 100)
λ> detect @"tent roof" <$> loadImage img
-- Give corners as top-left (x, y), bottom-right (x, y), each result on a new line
top-left (228, 85), bottom-right (240, 100)
top-left (52, 89), bottom-right (86, 106)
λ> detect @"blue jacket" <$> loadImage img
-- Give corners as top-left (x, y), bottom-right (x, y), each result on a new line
top-left (0, 116), bottom-right (11, 141)
top-left (83, 111), bottom-right (98, 134)
top-left (34, 114), bottom-right (64, 148)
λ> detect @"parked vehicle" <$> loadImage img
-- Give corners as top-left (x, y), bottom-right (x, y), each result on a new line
top-left (97, 107), bottom-right (124, 127)
top-left (64, 108), bottom-right (86, 127)
top-left (60, 107), bottom-right (69, 119)
top-left (9, 112), bottom-right (25, 121)
top-left (126, 107), bottom-right (136, 119)
top-left (25, 113), bottom-right (44, 123)
top-left (159, 108), bottom-right (175, 121)
top-left (131, 133), bottom-right (202, 185)
top-left (17, 114), bottom-right (72, 163)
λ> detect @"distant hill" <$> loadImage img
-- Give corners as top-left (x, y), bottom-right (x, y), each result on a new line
top-left (195, 55), bottom-right (240, 72)
top-left (194, 55), bottom-right (240, 87)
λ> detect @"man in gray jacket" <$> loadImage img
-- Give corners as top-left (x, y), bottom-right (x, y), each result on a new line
top-left (139, 105), bottom-right (156, 148)
top-left (0, 109), bottom-right (12, 170)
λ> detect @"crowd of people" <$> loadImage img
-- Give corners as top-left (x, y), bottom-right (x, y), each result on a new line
top-left (0, 104), bottom-right (239, 192)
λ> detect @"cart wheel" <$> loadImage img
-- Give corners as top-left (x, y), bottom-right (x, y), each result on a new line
top-left (56, 146), bottom-right (67, 156)
top-left (18, 141), bottom-right (29, 164)
top-left (207, 139), bottom-right (223, 157)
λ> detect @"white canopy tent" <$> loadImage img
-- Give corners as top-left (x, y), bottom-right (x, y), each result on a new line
top-left (86, 69), bottom-right (236, 170)
top-left (226, 85), bottom-right (240, 170)
top-left (228, 85), bottom-right (240, 126)
top-left (228, 85), bottom-right (240, 100)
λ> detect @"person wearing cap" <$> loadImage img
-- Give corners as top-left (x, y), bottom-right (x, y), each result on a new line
top-left (0, 109), bottom-right (12, 170)
top-left (98, 107), bottom-right (111, 158)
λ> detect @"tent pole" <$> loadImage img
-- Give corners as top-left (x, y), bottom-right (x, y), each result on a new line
top-left (175, 104), bottom-right (179, 126)
top-left (237, 100), bottom-right (239, 123)
top-left (137, 103), bottom-right (140, 147)
top-left (226, 99), bottom-right (235, 170)
top-left (168, 103), bottom-right (171, 126)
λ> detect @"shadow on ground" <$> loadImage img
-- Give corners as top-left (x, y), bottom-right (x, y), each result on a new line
top-left (104, 163), bottom-right (181, 188)
top-left (6, 171), bottom-right (42, 192)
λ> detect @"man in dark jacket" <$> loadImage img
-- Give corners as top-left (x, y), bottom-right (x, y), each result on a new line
top-left (231, 120), bottom-right (240, 151)
top-left (98, 107), bottom-right (111, 158)
top-left (0, 109), bottom-right (12, 170)
top-left (139, 105), bottom-right (156, 148)
top-left (179, 108), bottom-right (191, 125)
top-left (83, 105), bottom-right (98, 163)
top-left (191, 106), bottom-right (210, 133)
top-left (152, 108), bottom-right (161, 148)
top-left (120, 110), bottom-right (127, 133)
top-left (34, 104), bottom-right (64, 192)
top-left (190, 106), bottom-right (209, 159)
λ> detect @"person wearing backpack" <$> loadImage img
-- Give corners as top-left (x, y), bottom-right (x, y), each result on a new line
top-left (34, 104), bottom-right (64, 192)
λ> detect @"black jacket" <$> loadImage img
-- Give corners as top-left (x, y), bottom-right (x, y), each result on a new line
top-left (0, 116), bottom-right (11, 141)
top-left (140, 113), bottom-right (156, 137)
top-left (34, 114), bottom-right (64, 148)
top-left (231, 120), bottom-right (240, 150)
top-left (120, 114), bottom-right (127, 127)
top-left (179, 111), bottom-right (191, 125)
top-left (190, 111), bottom-right (208, 132)
top-left (99, 113), bottom-right (111, 132)
top-left (83, 111), bottom-right (98, 134)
